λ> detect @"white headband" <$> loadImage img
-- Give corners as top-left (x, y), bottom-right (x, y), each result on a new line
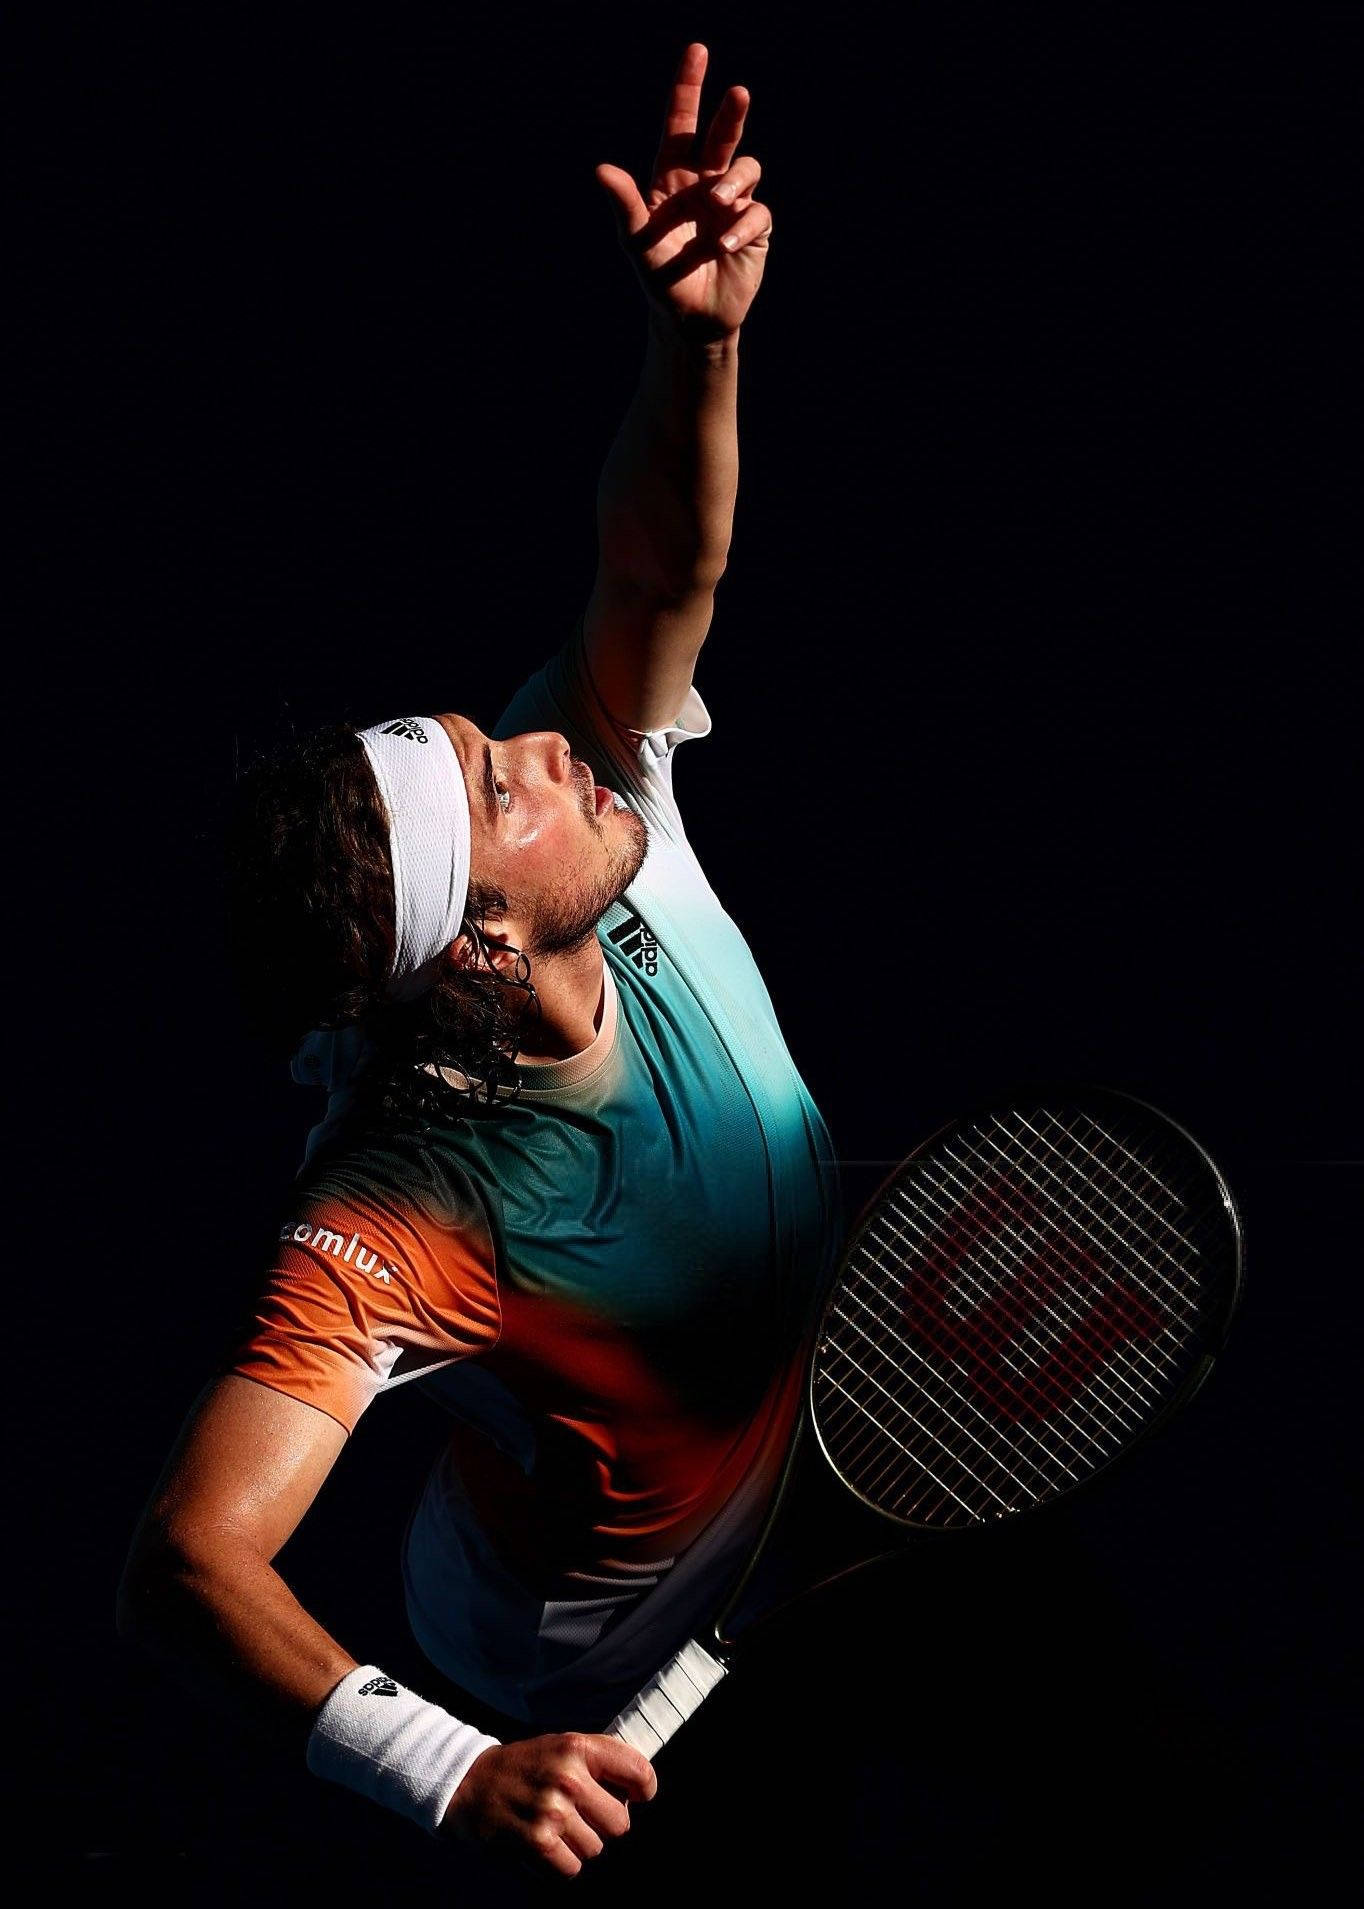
top-left (357, 716), bottom-right (470, 999)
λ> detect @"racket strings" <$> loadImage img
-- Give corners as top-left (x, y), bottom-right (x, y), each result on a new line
top-left (926, 1113), bottom-right (1206, 1437)
top-left (896, 1114), bottom-right (1205, 1473)
top-left (817, 1360), bottom-right (1003, 1520)
top-left (978, 1113), bottom-right (1221, 1406)
top-left (902, 1159), bottom-right (1158, 1429)
top-left (822, 1209), bottom-right (1157, 1519)
top-left (827, 1272), bottom-right (1049, 1500)
top-left (992, 1114), bottom-right (1213, 1374)
top-left (1053, 1113), bottom-right (1204, 1259)
top-left (838, 1130), bottom-right (1176, 1490)
top-left (994, 1112), bottom-right (1207, 1336)
top-left (822, 1298), bottom-right (1067, 1521)
top-left (932, 1109), bottom-right (1210, 1392)
top-left (869, 1191), bottom-right (1129, 1473)
top-left (935, 1133), bottom-right (1187, 1412)
top-left (834, 1227), bottom-right (1089, 1478)
top-left (813, 1103), bottom-right (1232, 1527)
top-left (839, 1216), bottom-right (1094, 1481)
top-left (823, 1213), bottom-right (1102, 1521)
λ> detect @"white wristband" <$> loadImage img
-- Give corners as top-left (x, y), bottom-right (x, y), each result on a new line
top-left (306, 1665), bottom-right (500, 1836)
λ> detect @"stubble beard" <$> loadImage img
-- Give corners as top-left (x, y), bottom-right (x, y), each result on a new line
top-left (523, 808), bottom-right (649, 960)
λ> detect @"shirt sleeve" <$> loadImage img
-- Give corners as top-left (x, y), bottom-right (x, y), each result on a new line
top-left (231, 1146), bottom-right (502, 1435)
top-left (491, 618), bottom-right (712, 852)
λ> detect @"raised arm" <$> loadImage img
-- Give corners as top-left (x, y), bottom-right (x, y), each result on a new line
top-left (586, 43), bottom-right (772, 732)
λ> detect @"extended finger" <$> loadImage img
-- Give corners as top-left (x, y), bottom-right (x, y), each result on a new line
top-left (718, 201), bottom-right (773, 252)
top-left (595, 162), bottom-right (651, 242)
top-left (652, 41), bottom-right (707, 182)
top-left (708, 155), bottom-right (762, 207)
top-left (699, 84), bottom-right (749, 177)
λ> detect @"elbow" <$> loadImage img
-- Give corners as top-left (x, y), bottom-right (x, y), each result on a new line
top-left (671, 532), bottom-right (729, 597)
top-left (645, 554), bottom-right (731, 606)
top-left (596, 542), bottom-right (729, 606)
top-left (115, 1513), bottom-right (223, 1648)
top-left (691, 549), bottom-right (729, 597)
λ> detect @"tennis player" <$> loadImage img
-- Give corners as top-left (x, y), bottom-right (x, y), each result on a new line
top-left (118, 43), bottom-right (840, 1880)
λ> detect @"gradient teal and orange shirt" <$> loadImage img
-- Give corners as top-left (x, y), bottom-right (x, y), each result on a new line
top-left (234, 625), bottom-right (842, 1726)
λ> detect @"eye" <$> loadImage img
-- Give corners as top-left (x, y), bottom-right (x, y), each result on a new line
top-left (494, 774), bottom-right (512, 813)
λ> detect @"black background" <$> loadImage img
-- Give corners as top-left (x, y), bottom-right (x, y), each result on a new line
top-left (23, 3), bottom-right (1356, 1901)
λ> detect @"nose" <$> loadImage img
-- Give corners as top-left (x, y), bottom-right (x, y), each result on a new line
top-left (518, 731), bottom-right (573, 782)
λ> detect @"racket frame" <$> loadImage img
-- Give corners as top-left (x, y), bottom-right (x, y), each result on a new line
top-left (806, 1083), bottom-right (1245, 1540)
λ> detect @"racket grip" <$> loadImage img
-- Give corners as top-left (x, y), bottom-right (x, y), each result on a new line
top-left (603, 1639), bottom-right (728, 1760)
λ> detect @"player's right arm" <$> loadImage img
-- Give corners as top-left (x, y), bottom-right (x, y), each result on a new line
top-left (116, 1376), bottom-right (656, 1875)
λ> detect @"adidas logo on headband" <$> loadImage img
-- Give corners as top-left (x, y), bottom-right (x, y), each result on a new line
top-left (380, 718), bottom-right (428, 743)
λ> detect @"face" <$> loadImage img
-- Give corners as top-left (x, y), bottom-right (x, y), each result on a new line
top-left (435, 713), bottom-right (648, 958)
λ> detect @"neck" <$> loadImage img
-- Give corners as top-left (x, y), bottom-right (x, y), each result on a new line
top-left (512, 936), bottom-right (606, 1063)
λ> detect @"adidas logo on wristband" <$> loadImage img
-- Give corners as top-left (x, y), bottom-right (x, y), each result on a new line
top-left (308, 1663), bottom-right (502, 1835)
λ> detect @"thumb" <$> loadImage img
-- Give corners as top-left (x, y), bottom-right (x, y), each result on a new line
top-left (594, 163), bottom-right (650, 243)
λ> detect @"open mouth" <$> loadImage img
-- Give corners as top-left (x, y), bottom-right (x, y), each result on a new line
top-left (573, 757), bottom-right (615, 821)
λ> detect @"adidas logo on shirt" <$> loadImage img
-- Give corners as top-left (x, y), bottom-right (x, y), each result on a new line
top-left (380, 718), bottom-right (427, 743)
top-left (607, 908), bottom-right (660, 977)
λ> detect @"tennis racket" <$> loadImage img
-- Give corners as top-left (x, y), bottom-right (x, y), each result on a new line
top-left (605, 1085), bottom-right (1244, 1757)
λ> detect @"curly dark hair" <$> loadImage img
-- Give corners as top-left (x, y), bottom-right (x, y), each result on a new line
top-left (225, 723), bottom-right (540, 1118)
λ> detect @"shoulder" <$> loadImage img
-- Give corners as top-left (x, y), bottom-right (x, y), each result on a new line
top-left (233, 1115), bottom-right (503, 1431)
top-left (302, 1114), bottom-right (488, 1216)
top-left (277, 1112), bottom-right (504, 1311)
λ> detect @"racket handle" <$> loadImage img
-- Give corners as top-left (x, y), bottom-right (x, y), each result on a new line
top-left (603, 1639), bottom-right (728, 1760)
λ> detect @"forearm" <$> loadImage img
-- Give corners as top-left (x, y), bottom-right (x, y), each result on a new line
top-left (594, 312), bottom-right (740, 599)
top-left (117, 1526), bottom-right (355, 1738)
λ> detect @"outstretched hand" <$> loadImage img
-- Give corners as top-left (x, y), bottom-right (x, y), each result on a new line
top-left (596, 43), bottom-right (772, 340)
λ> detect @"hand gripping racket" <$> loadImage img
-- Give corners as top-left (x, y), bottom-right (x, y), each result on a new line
top-left (606, 1086), bottom-right (1244, 1758)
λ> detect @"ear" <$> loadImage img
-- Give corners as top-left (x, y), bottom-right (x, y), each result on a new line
top-left (444, 923), bottom-right (527, 980)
